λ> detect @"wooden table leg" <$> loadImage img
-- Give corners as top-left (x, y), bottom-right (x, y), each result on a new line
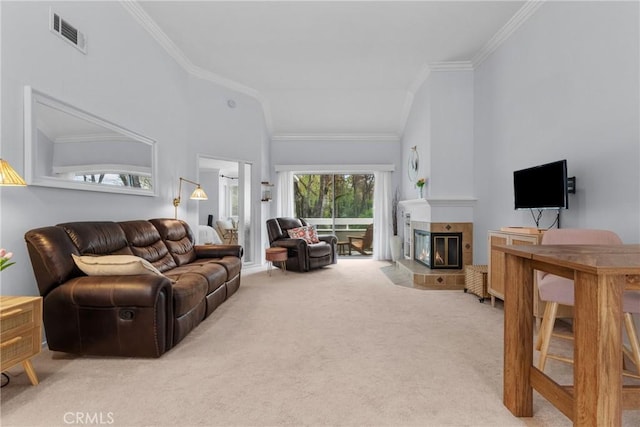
top-left (503, 253), bottom-right (534, 417)
top-left (573, 272), bottom-right (623, 426)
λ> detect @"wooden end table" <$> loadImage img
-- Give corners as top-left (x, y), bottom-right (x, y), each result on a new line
top-left (337, 241), bottom-right (349, 255)
top-left (265, 247), bottom-right (288, 275)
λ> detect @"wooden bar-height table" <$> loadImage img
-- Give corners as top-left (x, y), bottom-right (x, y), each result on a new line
top-left (496, 243), bottom-right (640, 426)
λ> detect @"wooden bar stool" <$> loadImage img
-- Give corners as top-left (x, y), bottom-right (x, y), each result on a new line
top-left (265, 247), bottom-right (287, 275)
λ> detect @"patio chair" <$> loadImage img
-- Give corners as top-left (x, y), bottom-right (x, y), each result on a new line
top-left (348, 224), bottom-right (373, 255)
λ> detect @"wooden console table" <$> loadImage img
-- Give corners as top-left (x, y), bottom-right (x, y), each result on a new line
top-left (0, 296), bottom-right (42, 385)
top-left (496, 243), bottom-right (640, 426)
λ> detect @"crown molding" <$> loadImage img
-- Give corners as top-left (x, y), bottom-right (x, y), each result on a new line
top-left (397, 91), bottom-right (415, 141)
top-left (428, 61), bottom-right (474, 71)
top-left (472, 0), bottom-right (545, 67)
top-left (120, 0), bottom-right (272, 130)
top-left (271, 134), bottom-right (401, 142)
top-left (121, 0), bottom-right (544, 140)
top-left (186, 64), bottom-right (261, 100)
top-left (120, 1), bottom-right (192, 71)
top-left (408, 64), bottom-right (431, 95)
top-left (399, 0), bottom-right (544, 141)
top-left (55, 134), bottom-right (125, 144)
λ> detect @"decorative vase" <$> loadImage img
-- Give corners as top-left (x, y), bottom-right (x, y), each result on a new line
top-left (390, 235), bottom-right (403, 262)
top-left (418, 186), bottom-right (423, 199)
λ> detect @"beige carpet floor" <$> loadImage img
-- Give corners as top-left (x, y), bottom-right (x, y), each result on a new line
top-left (2, 259), bottom-right (639, 426)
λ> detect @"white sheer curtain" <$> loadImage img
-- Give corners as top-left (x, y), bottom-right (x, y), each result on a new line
top-left (276, 171), bottom-right (294, 217)
top-left (373, 171), bottom-right (392, 260)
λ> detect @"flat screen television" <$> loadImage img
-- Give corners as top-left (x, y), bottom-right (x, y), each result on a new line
top-left (513, 159), bottom-right (568, 209)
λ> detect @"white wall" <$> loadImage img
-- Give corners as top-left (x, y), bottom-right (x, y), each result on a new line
top-left (269, 137), bottom-right (402, 213)
top-left (401, 80), bottom-right (431, 200)
top-left (473, 1), bottom-right (640, 263)
top-left (0, 2), bottom-right (268, 295)
top-left (429, 71), bottom-right (474, 199)
top-left (401, 70), bottom-right (475, 201)
top-left (198, 169), bottom-right (220, 225)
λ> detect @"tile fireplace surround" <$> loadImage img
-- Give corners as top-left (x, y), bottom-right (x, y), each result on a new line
top-left (397, 221), bottom-right (473, 288)
top-left (397, 198), bottom-right (476, 289)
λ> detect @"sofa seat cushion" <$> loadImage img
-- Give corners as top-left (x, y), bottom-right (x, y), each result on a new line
top-left (165, 263), bottom-right (227, 294)
top-left (307, 242), bottom-right (332, 258)
top-left (169, 274), bottom-right (208, 317)
top-left (206, 257), bottom-right (242, 280)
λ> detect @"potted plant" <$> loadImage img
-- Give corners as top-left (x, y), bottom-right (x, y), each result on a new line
top-left (416, 178), bottom-right (426, 199)
top-left (0, 249), bottom-right (15, 271)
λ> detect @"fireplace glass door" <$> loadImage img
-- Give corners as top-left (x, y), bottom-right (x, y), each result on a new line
top-left (414, 230), bottom-right (463, 269)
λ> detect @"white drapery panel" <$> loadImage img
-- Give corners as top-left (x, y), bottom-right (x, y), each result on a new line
top-left (276, 171), bottom-right (294, 218)
top-left (373, 171), bottom-right (392, 260)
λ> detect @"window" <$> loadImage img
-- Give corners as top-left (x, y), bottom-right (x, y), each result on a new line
top-left (294, 173), bottom-right (374, 245)
top-left (73, 173), bottom-right (152, 189)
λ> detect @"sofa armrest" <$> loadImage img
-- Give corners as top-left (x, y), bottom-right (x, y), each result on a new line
top-left (318, 234), bottom-right (338, 245)
top-left (43, 275), bottom-right (174, 357)
top-left (195, 244), bottom-right (243, 259)
top-left (272, 238), bottom-right (307, 252)
top-left (318, 234), bottom-right (338, 264)
top-left (59, 275), bottom-right (173, 307)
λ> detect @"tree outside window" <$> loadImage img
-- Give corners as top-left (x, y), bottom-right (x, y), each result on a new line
top-left (294, 173), bottom-right (374, 231)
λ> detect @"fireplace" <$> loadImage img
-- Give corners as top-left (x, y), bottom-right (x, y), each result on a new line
top-left (414, 230), bottom-right (463, 269)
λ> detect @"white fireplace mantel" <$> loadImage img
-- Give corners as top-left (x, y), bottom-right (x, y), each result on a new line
top-left (399, 197), bottom-right (476, 223)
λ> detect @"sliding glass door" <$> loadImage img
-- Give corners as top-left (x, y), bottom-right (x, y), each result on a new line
top-left (294, 173), bottom-right (374, 254)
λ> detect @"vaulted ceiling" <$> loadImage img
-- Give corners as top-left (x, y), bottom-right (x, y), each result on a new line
top-left (127, 1), bottom-right (533, 139)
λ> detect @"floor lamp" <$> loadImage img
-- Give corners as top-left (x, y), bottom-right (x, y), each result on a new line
top-left (173, 177), bottom-right (208, 219)
top-left (0, 159), bottom-right (27, 186)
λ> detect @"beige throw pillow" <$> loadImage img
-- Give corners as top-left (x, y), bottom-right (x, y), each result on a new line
top-left (72, 254), bottom-right (165, 277)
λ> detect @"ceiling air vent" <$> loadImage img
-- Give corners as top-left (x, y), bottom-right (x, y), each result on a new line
top-left (50, 11), bottom-right (87, 54)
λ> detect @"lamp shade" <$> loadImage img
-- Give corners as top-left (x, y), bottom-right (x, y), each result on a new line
top-left (0, 159), bottom-right (27, 186)
top-left (190, 186), bottom-right (208, 200)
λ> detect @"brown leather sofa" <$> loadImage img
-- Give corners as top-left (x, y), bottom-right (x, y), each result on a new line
top-left (266, 217), bottom-right (337, 272)
top-left (24, 218), bottom-right (242, 358)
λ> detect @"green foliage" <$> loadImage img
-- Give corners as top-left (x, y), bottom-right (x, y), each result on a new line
top-left (294, 174), bottom-right (374, 219)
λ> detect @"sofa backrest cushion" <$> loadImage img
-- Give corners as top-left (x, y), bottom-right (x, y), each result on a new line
top-left (25, 218), bottom-right (202, 297)
top-left (58, 222), bottom-right (132, 256)
top-left (119, 220), bottom-right (177, 273)
top-left (25, 226), bottom-right (82, 297)
top-left (149, 219), bottom-right (197, 266)
top-left (267, 217), bottom-right (307, 243)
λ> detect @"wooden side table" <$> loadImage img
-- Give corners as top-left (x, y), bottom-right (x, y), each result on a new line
top-left (0, 296), bottom-right (42, 385)
top-left (337, 241), bottom-right (349, 256)
top-left (265, 247), bottom-right (288, 275)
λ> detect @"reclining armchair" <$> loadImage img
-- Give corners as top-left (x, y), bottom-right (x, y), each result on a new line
top-left (266, 217), bottom-right (338, 272)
